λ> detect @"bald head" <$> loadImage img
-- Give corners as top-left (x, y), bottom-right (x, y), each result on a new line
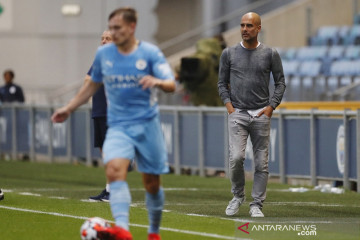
top-left (241, 12), bottom-right (261, 26)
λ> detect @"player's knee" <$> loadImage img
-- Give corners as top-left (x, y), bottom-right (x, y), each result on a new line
top-left (145, 182), bottom-right (160, 194)
top-left (105, 160), bottom-right (128, 182)
top-left (143, 175), bottom-right (160, 194)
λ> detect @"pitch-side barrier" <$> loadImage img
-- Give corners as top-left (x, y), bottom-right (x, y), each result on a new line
top-left (0, 104), bottom-right (359, 193)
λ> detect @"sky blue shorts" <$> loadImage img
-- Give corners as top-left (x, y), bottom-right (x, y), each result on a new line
top-left (102, 116), bottom-right (169, 175)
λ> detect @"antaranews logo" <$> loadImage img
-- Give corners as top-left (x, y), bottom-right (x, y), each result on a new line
top-left (238, 223), bottom-right (250, 234)
top-left (237, 222), bottom-right (317, 237)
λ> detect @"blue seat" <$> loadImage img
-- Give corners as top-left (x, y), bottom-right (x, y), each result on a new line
top-left (338, 26), bottom-right (350, 45)
top-left (342, 25), bottom-right (360, 45)
top-left (296, 46), bottom-right (327, 60)
top-left (312, 26), bottom-right (340, 45)
top-left (344, 46), bottom-right (360, 59)
top-left (331, 60), bottom-right (360, 76)
top-left (298, 60), bottom-right (322, 77)
top-left (282, 60), bottom-right (300, 76)
top-left (354, 60), bottom-right (360, 75)
top-left (327, 46), bottom-right (345, 60)
top-left (284, 48), bottom-right (297, 60)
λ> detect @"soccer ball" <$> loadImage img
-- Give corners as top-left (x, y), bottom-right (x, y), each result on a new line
top-left (80, 217), bottom-right (111, 240)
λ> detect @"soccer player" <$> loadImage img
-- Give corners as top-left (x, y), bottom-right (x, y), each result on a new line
top-left (218, 12), bottom-right (286, 217)
top-left (88, 30), bottom-right (113, 202)
top-left (51, 7), bottom-right (175, 240)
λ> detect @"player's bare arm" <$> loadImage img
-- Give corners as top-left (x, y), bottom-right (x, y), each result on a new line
top-left (139, 75), bottom-right (175, 92)
top-left (51, 79), bottom-right (101, 123)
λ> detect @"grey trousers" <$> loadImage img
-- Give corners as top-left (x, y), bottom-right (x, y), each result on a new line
top-left (228, 109), bottom-right (270, 208)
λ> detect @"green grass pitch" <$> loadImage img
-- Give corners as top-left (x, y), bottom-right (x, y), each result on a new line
top-left (0, 160), bottom-right (359, 240)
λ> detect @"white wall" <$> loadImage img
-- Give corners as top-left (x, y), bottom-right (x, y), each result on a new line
top-left (0, 0), bottom-right (158, 104)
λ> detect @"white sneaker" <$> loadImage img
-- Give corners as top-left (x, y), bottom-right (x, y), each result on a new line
top-left (249, 206), bottom-right (264, 217)
top-left (0, 189), bottom-right (4, 201)
top-left (225, 196), bottom-right (245, 216)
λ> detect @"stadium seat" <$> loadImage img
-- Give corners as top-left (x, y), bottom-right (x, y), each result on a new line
top-left (330, 60), bottom-right (357, 76)
top-left (338, 25), bottom-right (351, 45)
top-left (296, 46), bottom-right (327, 60)
top-left (344, 45), bottom-right (360, 59)
top-left (298, 60), bottom-right (322, 77)
top-left (342, 25), bottom-right (360, 45)
top-left (327, 46), bottom-right (345, 60)
top-left (284, 48), bottom-right (297, 60)
top-left (282, 60), bottom-right (300, 76)
top-left (280, 22), bottom-right (360, 101)
top-left (311, 26), bottom-right (339, 46)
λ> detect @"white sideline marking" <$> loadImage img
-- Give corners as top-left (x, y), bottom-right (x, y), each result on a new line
top-left (2, 189), bottom-right (13, 193)
top-left (0, 205), bottom-right (239, 240)
top-left (18, 192), bottom-right (41, 197)
top-left (49, 196), bottom-right (68, 200)
top-left (131, 188), bottom-right (199, 191)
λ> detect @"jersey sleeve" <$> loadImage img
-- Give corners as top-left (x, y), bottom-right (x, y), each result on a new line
top-left (87, 66), bottom-right (93, 76)
top-left (90, 49), bottom-right (103, 83)
top-left (150, 47), bottom-right (174, 81)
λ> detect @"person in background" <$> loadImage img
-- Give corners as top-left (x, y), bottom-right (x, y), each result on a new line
top-left (0, 69), bottom-right (25, 103)
top-left (87, 30), bottom-right (113, 202)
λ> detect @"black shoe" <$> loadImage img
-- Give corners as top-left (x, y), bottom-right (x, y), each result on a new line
top-left (0, 189), bottom-right (4, 201)
top-left (89, 189), bottom-right (109, 202)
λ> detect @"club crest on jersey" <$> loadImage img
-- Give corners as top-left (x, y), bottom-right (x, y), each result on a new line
top-left (105, 60), bottom-right (113, 68)
top-left (136, 59), bottom-right (147, 70)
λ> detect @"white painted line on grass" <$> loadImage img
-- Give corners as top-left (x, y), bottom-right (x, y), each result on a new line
top-left (2, 189), bottom-right (13, 193)
top-left (18, 192), bottom-right (41, 197)
top-left (49, 196), bottom-right (68, 200)
top-left (131, 188), bottom-right (200, 191)
top-left (0, 205), bottom-right (240, 240)
top-left (0, 205), bottom-right (88, 220)
top-left (218, 217), bottom-right (336, 224)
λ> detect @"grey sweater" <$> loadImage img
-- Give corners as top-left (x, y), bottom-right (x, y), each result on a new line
top-left (217, 43), bottom-right (286, 110)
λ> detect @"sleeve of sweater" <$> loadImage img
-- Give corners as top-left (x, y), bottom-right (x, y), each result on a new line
top-left (217, 48), bottom-right (231, 105)
top-left (269, 48), bottom-right (286, 109)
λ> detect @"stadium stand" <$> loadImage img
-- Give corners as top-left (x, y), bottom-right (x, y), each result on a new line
top-left (280, 17), bottom-right (360, 101)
